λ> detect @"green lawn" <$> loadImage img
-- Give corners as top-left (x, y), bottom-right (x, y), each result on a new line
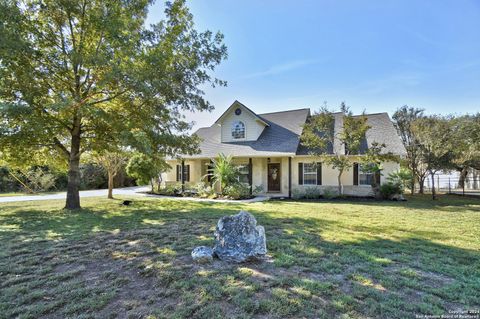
top-left (0, 192), bottom-right (27, 197)
top-left (0, 191), bottom-right (61, 197)
top-left (0, 195), bottom-right (479, 318)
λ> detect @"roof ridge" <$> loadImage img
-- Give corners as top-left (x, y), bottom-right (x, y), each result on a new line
top-left (259, 108), bottom-right (310, 115)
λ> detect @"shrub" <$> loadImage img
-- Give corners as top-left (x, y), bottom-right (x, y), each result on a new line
top-left (322, 186), bottom-right (338, 199)
top-left (24, 168), bottom-right (56, 192)
top-left (209, 154), bottom-right (240, 191)
top-left (387, 169), bottom-right (412, 191)
top-left (252, 185), bottom-right (264, 196)
top-left (223, 183), bottom-right (251, 200)
top-left (156, 184), bottom-right (182, 196)
top-left (80, 163), bottom-right (107, 190)
top-left (0, 167), bottom-right (20, 192)
top-left (379, 182), bottom-right (403, 199)
top-left (291, 187), bottom-right (305, 199)
top-left (194, 183), bottom-right (217, 199)
top-left (304, 186), bottom-right (321, 199)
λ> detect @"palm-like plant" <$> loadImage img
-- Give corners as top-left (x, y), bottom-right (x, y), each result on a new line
top-left (209, 153), bottom-right (240, 192)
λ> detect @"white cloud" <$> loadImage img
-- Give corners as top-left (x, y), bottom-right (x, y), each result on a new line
top-left (243, 59), bottom-right (320, 79)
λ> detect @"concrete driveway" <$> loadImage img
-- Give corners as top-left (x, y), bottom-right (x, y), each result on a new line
top-left (0, 186), bottom-right (151, 203)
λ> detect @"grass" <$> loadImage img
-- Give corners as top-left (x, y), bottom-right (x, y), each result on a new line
top-left (0, 192), bottom-right (28, 197)
top-left (0, 191), bottom-right (61, 197)
top-left (0, 195), bottom-right (479, 318)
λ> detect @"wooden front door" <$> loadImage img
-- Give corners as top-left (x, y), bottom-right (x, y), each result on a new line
top-left (267, 163), bottom-right (281, 192)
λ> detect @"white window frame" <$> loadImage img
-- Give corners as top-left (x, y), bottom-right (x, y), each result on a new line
top-left (236, 164), bottom-right (250, 184)
top-left (303, 163), bottom-right (317, 186)
top-left (358, 164), bottom-right (374, 186)
top-left (231, 121), bottom-right (246, 139)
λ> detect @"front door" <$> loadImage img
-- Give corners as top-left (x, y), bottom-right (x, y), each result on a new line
top-left (267, 163), bottom-right (281, 192)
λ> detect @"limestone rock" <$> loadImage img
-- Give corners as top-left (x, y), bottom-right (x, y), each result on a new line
top-left (213, 210), bottom-right (267, 263)
top-left (191, 246), bottom-right (214, 263)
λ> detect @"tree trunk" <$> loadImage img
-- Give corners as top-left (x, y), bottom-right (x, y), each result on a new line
top-left (410, 176), bottom-right (415, 195)
top-left (107, 171), bottom-right (114, 199)
top-left (458, 167), bottom-right (468, 189)
top-left (337, 171), bottom-right (343, 195)
top-left (431, 172), bottom-right (436, 200)
top-left (418, 177), bottom-right (425, 194)
top-left (65, 124), bottom-right (82, 209)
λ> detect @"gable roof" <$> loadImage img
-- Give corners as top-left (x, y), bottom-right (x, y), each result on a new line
top-left (181, 104), bottom-right (406, 159)
top-left (214, 100), bottom-right (269, 127)
top-left (296, 112), bottom-right (406, 156)
top-left (186, 108), bottom-right (310, 158)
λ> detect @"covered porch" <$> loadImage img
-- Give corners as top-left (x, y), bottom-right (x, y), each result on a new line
top-left (163, 156), bottom-right (293, 197)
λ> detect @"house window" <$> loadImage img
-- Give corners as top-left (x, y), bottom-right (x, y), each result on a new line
top-left (358, 164), bottom-right (373, 185)
top-left (231, 121), bottom-right (245, 139)
top-left (303, 163), bottom-right (317, 185)
top-left (176, 164), bottom-right (190, 182)
top-left (236, 164), bottom-right (250, 184)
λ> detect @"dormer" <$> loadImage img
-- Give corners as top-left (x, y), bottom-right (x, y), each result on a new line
top-left (215, 101), bottom-right (269, 143)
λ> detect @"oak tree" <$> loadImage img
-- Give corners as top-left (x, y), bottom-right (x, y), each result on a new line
top-left (0, 0), bottom-right (227, 208)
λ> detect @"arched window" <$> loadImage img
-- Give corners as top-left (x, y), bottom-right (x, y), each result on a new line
top-left (231, 121), bottom-right (245, 139)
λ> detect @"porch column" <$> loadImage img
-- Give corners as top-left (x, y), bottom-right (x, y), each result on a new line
top-left (249, 158), bottom-right (253, 195)
top-left (181, 159), bottom-right (185, 193)
top-left (288, 157), bottom-right (292, 198)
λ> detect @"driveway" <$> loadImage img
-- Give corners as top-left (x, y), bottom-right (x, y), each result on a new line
top-left (0, 186), bottom-right (151, 203)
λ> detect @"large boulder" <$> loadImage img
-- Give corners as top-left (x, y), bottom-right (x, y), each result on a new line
top-left (213, 210), bottom-right (267, 262)
top-left (191, 246), bottom-right (214, 264)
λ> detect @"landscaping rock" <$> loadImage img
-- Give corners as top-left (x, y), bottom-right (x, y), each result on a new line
top-left (213, 210), bottom-right (267, 263)
top-left (191, 246), bottom-right (214, 263)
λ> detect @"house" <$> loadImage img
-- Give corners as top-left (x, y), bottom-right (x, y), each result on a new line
top-left (162, 101), bottom-right (406, 197)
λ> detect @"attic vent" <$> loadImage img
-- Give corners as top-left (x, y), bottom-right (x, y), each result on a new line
top-left (232, 121), bottom-right (245, 139)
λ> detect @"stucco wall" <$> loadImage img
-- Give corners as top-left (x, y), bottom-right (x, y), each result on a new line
top-left (219, 104), bottom-right (266, 142)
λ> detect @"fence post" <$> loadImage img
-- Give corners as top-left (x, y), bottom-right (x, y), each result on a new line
top-left (448, 177), bottom-right (451, 194)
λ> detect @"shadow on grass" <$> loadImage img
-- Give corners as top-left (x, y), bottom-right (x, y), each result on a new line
top-left (276, 194), bottom-right (480, 213)
top-left (0, 198), bottom-right (479, 318)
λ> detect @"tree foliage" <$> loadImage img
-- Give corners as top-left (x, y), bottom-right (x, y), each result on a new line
top-left (126, 153), bottom-right (170, 192)
top-left (392, 106), bottom-right (426, 194)
top-left (0, 0), bottom-right (227, 209)
top-left (412, 116), bottom-right (455, 199)
top-left (301, 103), bottom-right (371, 194)
top-left (450, 114), bottom-right (480, 187)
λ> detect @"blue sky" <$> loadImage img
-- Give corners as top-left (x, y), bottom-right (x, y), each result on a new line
top-left (147, 0), bottom-right (480, 130)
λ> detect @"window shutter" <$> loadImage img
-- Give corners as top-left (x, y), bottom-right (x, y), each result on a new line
top-left (298, 163), bottom-right (303, 185)
top-left (375, 170), bottom-right (381, 185)
top-left (316, 162), bottom-right (322, 185)
top-left (185, 165), bottom-right (190, 182)
top-left (176, 165), bottom-right (180, 182)
top-left (353, 163), bottom-right (359, 185)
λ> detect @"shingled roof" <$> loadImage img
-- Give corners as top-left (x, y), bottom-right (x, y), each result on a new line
top-left (183, 107), bottom-right (406, 159)
top-left (185, 108), bottom-right (310, 158)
